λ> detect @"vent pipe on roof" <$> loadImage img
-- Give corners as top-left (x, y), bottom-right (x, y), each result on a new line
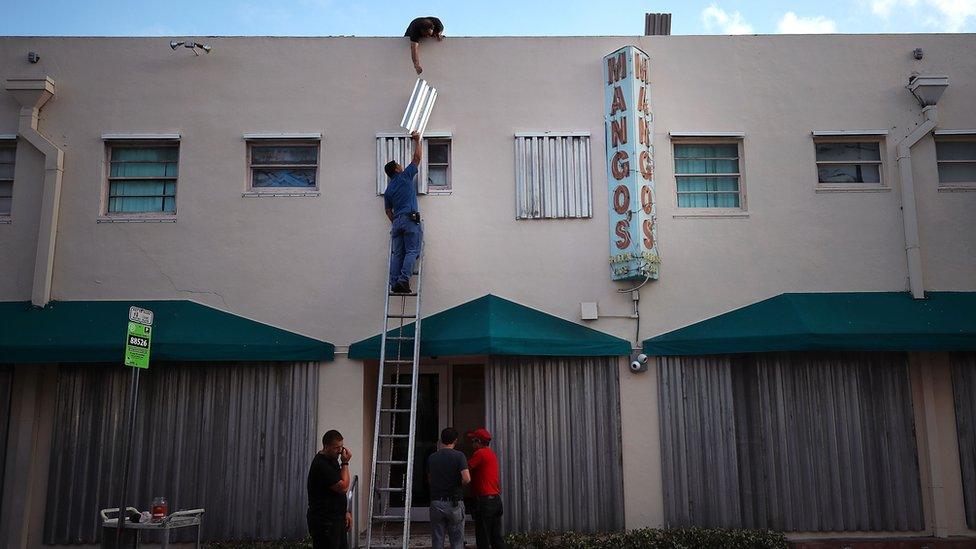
top-left (645, 13), bottom-right (671, 36)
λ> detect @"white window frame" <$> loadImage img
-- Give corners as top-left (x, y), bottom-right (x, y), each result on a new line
top-left (934, 130), bottom-right (976, 192)
top-left (514, 131), bottom-right (593, 220)
top-left (0, 136), bottom-right (15, 221)
top-left (99, 136), bottom-right (181, 223)
top-left (811, 131), bottom-right (889, 193)
top-left (243, 133), bottom-right (322, 198)
top-left (669, 133), bottom-right (748, 218)
top-left (425, 138), bottom-right (452, 195)
top-left (376, 132), bottom-right (453, 196)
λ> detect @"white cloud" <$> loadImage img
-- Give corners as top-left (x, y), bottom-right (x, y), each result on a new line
top-left (869, 0), bottom-right (975, 31)
top-left (926, 0), bottom-right (976, 31)
top-left (776, 12), bottom-right (839, 33)
top-left (701, 3), bottom-right (755, 34)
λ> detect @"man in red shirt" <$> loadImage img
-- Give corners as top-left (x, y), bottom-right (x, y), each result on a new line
top-left (466, 428), bottom-right (507, 549)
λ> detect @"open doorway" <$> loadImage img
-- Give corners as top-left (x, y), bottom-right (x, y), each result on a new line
top-left (384, 362), bottom-right (485, 521)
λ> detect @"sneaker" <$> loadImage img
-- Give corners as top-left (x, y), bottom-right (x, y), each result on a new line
top-left (391, 282), bottom-right (410, 294)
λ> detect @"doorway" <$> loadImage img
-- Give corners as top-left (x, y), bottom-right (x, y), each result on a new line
top-left (384, 363), bottom-right (485, 521)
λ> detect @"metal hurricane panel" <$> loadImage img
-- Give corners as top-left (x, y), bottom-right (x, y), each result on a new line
top-left (604, 46), bottom-right (660, 281)
top-left (400, 78), bottom-right (437, 137)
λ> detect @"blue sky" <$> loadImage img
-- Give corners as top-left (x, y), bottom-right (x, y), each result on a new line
top-left (1, 0), bottom-right (974, 36)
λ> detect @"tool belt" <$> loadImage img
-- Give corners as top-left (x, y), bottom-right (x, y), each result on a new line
top-left (408, 211), bottom-right (421, 223)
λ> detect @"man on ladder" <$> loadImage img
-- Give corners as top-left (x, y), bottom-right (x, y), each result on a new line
top-left (384, 131), bottom-right (423, 295)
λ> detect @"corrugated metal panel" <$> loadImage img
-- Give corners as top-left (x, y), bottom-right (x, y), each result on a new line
top-left (43, 362), bottom-right (318, 544)
top-left (400, 78), bottom-right (437, 136)
top-left (660, 352), bottom-right (924, 531)
top-left (514, 134), bottom-right (592, 219)
top-left (951, 352), bottom-right (976, 528)
top-left (644, 13), bottom-right (672, 35)
top-left (376, 136), bottom-right (428, 196)
top-left (486, 356), bottom-right (624, 532)
top-left (0, 365), bottom-right (12, 519)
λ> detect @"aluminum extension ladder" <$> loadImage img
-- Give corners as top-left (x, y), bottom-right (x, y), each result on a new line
top-left (365, 234), bottom-right (425, 549)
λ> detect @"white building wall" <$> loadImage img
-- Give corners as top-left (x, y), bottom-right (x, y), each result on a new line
top-left (1, 34), bottom-right (975, 544)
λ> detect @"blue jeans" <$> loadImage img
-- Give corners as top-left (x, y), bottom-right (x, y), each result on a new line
top-left (430, 499), bottom-right (465, 549)
top-left (389, 216), bottom-right (423, 287)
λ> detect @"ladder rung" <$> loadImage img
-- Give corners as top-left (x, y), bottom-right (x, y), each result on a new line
top-left (385, 359), bottom-right (413, 364)
top-left (382, 383), bottom-right (412, 389)
top-left (375, 487), bottom-right (404, 492)
top-left (379, 408), bottom-right (412, 413)
top-left (375, 460), bottom-right (407, 465)
top-left (387, 313), bottom-right (417, 319)
top-left (378, 434), bottom-right (409, 438)
top-left (385, 336), bottom-right (413, 341)
top-left (373, 514), bottom-right (407, 521)
top-left (389, 292), bottom-right (419, 297)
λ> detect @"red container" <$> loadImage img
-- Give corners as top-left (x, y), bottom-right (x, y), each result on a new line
top-left (150, 496), bottom-right (168, 523)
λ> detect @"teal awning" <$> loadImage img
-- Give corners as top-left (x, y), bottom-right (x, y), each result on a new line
top-left (0, 300), bottom-right (334, 363)
top-left (643, 292), bottom-right (976, 356)
top-left (349, 294), bottom-right (631, 359)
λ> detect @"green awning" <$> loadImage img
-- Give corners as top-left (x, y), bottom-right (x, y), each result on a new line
top-left (0, 300), bottom-right (334, 363)
top-left (643, 292), bottom-right (976, 356)
top-left (349, 294), bottom-right (631, 359)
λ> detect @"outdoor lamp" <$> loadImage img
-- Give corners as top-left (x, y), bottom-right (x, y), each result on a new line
top-left (908, 75), bottom-right (949, 107)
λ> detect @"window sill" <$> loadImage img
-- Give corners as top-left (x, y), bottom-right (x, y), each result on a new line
top-left (673, 210), bottom-right (749, 219)
top-left (97, 216), bottom-right (177, 224)
top-left (0, 217), bottom-right (10, 225)
top-left (815, 185), bottom-right (890, 193)
top-left (425, 189), bottom-right (452, 196)
top-left (242, 190), bottom-right (320, 198)
top-left (938, 184), bottom-right (976, 192)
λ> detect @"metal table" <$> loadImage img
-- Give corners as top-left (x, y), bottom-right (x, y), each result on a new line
top-left (100, 507), bottom-right (205, 549)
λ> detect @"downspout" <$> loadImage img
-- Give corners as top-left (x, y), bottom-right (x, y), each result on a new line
top-left (4, 77), bottom-right (63, 307)
top-left (895, 105), bottom-right (938, 299)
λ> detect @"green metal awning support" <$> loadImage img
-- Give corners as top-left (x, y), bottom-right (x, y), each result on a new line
top-left (0, 300), bottom-right (334, 363)
top-left (349, 294), bottom-right (631, 359)
top-left (643, 292), bottom-right (976, 356)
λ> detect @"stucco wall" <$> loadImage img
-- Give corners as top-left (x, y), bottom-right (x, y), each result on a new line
top-left (1, 34), bottom-right (975, 543)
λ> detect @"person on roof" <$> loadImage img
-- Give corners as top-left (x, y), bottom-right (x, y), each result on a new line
top-left (404, 16), bottom-right (444, 74)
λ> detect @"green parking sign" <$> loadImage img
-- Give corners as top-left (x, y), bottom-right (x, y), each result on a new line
top-left (124, 307), bottom-right (153, 369)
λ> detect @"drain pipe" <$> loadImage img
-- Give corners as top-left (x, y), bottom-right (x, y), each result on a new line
top-left (896, 104), bottom-right (938, 299)
top-left (5, 77), bottom-right (63, 307)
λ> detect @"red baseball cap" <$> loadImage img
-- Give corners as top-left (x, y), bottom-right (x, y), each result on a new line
top-left (467, 428), bottom-right (492, 442)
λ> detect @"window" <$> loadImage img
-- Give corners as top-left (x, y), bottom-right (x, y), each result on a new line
top-left (814, 139), bottom-right (884, 187)
top-left (426, 139), bottom-right (451, 193)
top-left (673, 142), bottom-right (742, 208)
top-left (247, 141), bottom-right (319, 191)
top-left (514, 132), bottom-right (592, 219)
top-left (0, 141), bottom-right (14, 216)
top-left (375, 133), bottom-right (452, 195)
top-left (935, 137), bottom-right (976, 189)
top-left (106, 143), bottom-right (178, 214)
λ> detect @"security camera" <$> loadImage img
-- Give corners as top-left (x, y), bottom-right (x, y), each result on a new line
top-left (629, 353), bottom-right (649, 373)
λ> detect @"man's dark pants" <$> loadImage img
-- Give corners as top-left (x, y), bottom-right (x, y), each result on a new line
top-left (472, 495), bottom-right (506, 549)
top-left (307, 512), bottom-right (348, 549)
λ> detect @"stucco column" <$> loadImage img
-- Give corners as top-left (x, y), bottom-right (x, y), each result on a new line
top-left (4, 76), bottom-right (63, 307)
top-left (618, 357), bottom-right (665, 528)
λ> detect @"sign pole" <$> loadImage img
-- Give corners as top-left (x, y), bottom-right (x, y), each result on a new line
top-left (116, 306), bottom-right (154, 547)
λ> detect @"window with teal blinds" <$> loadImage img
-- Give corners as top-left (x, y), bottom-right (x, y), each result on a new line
top-left (0, 143), bottom-right (15, 216)
top-left (107, 146), bottom-right (178, 214)
top-left (674, 143), bottom-right (741, 208)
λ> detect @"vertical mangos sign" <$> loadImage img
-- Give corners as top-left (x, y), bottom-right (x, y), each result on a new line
top-left (604, 46), bottom-right (660, 281)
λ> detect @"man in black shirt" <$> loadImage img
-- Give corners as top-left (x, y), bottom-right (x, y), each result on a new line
top-left (307, 430), bottom-right (352, 549)
top-left (427, 427), bottom-right (470, 549)
top-left (404, 16), bottom-right (444, 74)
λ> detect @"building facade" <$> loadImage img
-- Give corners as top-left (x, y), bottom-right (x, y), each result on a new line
top-left (0, 32), bottom-right (975, 546)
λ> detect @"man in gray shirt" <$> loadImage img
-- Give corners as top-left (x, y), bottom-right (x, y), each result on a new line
top-left (427, 427), bottom-right (470, 549)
